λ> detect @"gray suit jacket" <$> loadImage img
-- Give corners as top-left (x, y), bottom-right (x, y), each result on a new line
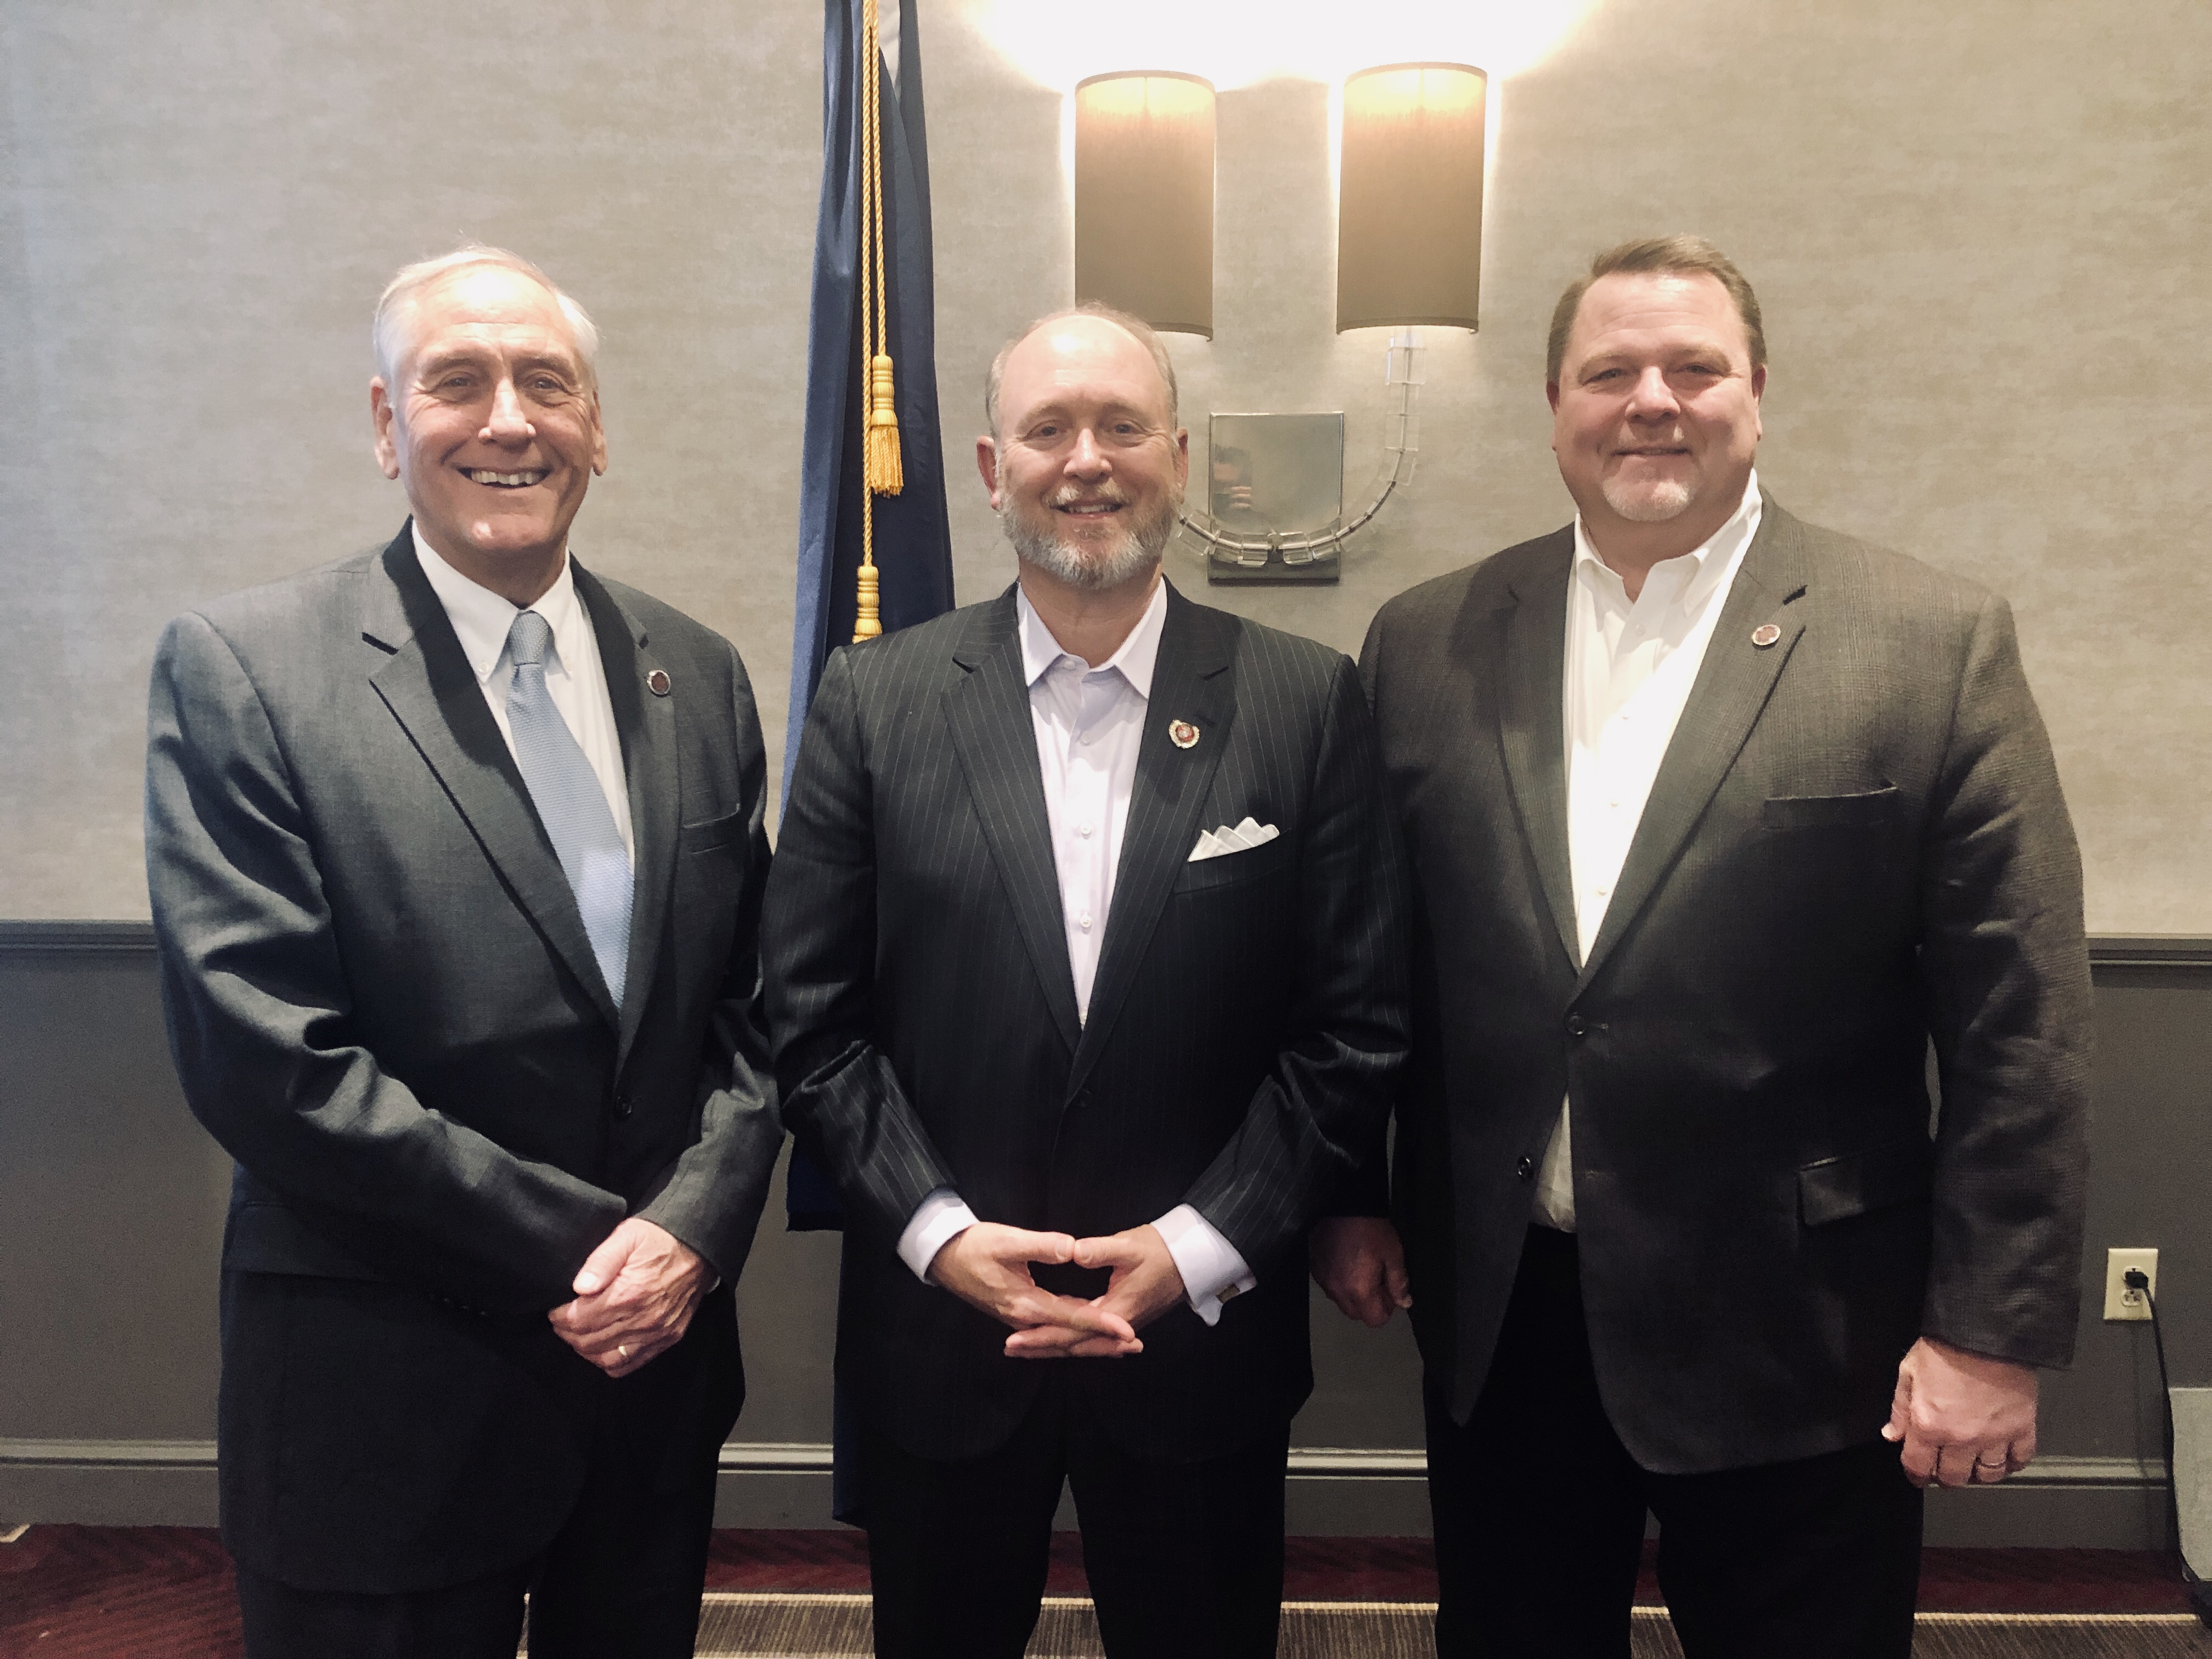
top-left (765, 583), bottom-right (1410, 1463)
top-left (1361, 496), bottom-right (2091, 1473)
top-left (145, 524), bottom-right (781, 1590)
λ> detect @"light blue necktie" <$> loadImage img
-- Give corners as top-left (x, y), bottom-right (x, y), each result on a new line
top-left (504, 610), bottom-right (632, 1008)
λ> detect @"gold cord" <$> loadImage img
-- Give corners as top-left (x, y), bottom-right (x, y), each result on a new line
top-left (852, 0), bottom-right (897, 641)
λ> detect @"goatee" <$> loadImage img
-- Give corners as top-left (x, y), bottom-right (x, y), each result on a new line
top-left (1601, 474), bottom-right (1696, 523)
top-left (1003, 488), bottom-right (1177, 591)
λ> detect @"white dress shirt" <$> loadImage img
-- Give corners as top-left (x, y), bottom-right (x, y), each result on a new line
top-left (896, 579), bottom-right (1258, 1324)
top-left (1533, 473), bottom-right (1762, 1230)
top-left (413, 526), bottom-right (633, 861)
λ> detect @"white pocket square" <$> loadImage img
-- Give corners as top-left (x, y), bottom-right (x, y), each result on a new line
top-left (1188, 817), bottom-right (1281, 862)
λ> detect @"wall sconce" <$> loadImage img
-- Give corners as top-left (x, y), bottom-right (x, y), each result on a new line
top-left (1073, 71), bottom-right (1216, 337)
top-left (1338, 62), bottom-right (1487, 331)
top-left (1180, 61), bottom-right (1482, 584)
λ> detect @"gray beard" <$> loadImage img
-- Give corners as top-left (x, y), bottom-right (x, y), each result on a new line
top-left (1002, 493), bottom-right (1176, 591)
top-left (1600, 473), bottom-right (1696, 523)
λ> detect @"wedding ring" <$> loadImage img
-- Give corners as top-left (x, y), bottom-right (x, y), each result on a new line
top-left (618, 1344), bottom-right (630, 1359)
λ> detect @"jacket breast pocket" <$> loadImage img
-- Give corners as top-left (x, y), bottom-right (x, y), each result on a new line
top-left (1760, 786), bottom-right (1900, 831)
top-left (679, 810), bottom-right (744, 855)
top-left (1170, 833), bottom-right (1294, 894)
top-left (1798, 1138), bottom-right (1933, 1226)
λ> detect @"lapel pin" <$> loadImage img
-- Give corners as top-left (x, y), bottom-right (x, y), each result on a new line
top-left (1750, 624), bottom-right (1781, 649)
top-left (1167, 719), bottom-right (1200, 749)
top-left (647, 669), bottom-right (672, 696)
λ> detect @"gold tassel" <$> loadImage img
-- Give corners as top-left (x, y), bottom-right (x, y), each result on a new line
top-left (865, 354), bottom-right (904, 495)
top-left (853, 557), bottom-right (883, 640)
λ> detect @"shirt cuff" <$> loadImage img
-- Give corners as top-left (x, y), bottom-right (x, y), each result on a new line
top-left (1152, 1204), bottom-right (1256, 1327)
top-left (897, 1187), bottom-right (979, 1282)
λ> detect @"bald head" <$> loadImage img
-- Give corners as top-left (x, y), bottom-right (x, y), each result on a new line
top-left (985, 303), bottom-right (1177, 441)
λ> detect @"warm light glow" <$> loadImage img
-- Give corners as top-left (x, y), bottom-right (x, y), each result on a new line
top-left (1343, 64), bottom-right (1485, 122)
top-left (1075, 71), bottom-right (1213, 125)
top-left (973, 0), bottom-right (1595, 92)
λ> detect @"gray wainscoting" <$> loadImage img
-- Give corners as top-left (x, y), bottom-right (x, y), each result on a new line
top-left (3, 924), bottom-right (2207, 1544)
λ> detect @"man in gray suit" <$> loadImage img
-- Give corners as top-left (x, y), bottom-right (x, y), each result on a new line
top-left (146, 247), bottom-right (780, 1657)
top-left (1315, 236), bottom-right (2091, 1656)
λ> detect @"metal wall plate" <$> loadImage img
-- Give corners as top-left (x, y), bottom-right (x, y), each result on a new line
top-left (1204, 412), bottom-right (1344, 586)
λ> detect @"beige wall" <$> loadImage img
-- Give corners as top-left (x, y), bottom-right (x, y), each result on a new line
top-left (3, 0), bottom-right (2207, 928)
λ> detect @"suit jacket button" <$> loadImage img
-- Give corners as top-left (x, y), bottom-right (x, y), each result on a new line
top-left (613, 1091), bottom-right (633, 1119)
top-left (1515, 1155), bottom-right (1534, 1180)
top-left (1565, 1014), bottom-right (1587, 1038)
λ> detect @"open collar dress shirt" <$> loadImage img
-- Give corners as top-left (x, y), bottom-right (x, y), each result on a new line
top-left (895, 577), bottom-right (1256, 1323)
top-left (1533, 472), bottom-right (1763, 1230)
top-left (413, 523), bottom-right (634, 861)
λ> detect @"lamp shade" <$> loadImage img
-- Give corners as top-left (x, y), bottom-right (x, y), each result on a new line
top-left (1074, 71), bottom-right (1215, 338)
top-left (1337, 63), bottom-right (1486, 332)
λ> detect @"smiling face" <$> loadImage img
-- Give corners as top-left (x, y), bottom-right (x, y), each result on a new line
top-left (370, 264), bottom-right (606, 601)
top-left (977, 314), bottom-right (1189, 594)
top-left (1548, 269), bottom-right (1764, 549)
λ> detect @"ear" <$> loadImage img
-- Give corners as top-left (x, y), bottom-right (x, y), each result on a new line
top-left (588, 388), bottom-right (608, 476)
top-left (370, 380), bottom-right (401, 481)
top-left (1750, 363), bottom-right (1766, 440)
top-left (1545, 380), bottom-right (1562, 415)
top-left (975, 434), bottom-right (1001, 507)
top-left (1171, 426), bottom-right (1190, 496)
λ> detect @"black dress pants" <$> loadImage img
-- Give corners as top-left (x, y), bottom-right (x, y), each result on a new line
top-left (234, 1390), bottom-right (718, 1659)
top-left (862, 1369), bottom-right (1290, 1659)
top-left (1426, 1225), bottom-right (1923, 1659)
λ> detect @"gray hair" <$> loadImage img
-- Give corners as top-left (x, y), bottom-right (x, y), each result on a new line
top-left (371, 245), bottom-right (600, 386)
top-left (1547, 234), bottom-right (1767, 384)
top-left (984, 302), bottom-right (1179, 438)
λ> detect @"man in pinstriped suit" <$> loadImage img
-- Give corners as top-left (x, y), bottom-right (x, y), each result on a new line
top-left (763, 305), bottom-right (1410, 1659)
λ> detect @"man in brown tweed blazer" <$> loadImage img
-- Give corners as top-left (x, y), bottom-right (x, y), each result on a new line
top-left (1315, 236), bottom-right (2091, 1657)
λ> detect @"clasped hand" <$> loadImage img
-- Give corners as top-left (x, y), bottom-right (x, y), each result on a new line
top-left (548, 1216), bottom-right (711, 1379)
top-left (928, 1221), bottom-right (1187, 1359)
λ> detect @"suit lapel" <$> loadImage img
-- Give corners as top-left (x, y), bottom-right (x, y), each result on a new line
top-left (944, 590), bottom-right (1084, 1056)
top-left (576, 562), bottom-right (676, 1063)
top-left (362, 528), bottom-right (620, 1030)
top-left (1493, 532), bottom-right (1582, 972)
top-left (1069, 586), bottom-right (1236, 1098)
top-left (1576, 499), bottom-right (1813, 992)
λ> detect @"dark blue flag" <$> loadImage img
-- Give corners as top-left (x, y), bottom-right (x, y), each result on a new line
top-left (784, 0), bottom-right (956, 1239)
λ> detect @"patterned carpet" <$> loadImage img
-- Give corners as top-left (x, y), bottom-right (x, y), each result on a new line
top-left (4, 1527), bottom-right (2209, 1657)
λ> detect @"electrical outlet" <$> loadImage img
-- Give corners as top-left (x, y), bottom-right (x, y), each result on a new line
top-left (2104, 1248), bottom-right (2159, 1322)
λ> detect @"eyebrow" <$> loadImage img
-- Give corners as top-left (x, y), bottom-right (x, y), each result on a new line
top-left (414, 347), bottom-right (583, 381)
top-left (1581, 340), bottom-right (1738, 370)
top-left (1015, 397), bottom-right (1160, 428)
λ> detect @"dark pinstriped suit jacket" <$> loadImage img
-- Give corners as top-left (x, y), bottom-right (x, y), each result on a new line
top-left (1361, 497), bottom-right (2092, 1474)
top-left (765, 581), bottom-right (1410, 1464)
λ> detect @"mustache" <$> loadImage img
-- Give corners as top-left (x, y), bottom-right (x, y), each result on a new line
top-left (1048, 482), bottom-right (1131, 507)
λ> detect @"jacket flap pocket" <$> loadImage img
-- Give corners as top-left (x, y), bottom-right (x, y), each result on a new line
top-left (1762, 787), bottom-right (1900, 830)
top-left (226, 1201), bottom-right (387, 1281)
top-left (679, 809), bottom-right (743, 854)
top-left (1798, 1138), bottom-right (1933, 1226)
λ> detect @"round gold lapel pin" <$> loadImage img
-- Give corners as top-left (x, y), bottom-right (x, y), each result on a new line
top-left (647, 669), bottom-right (673, 696)
top-left (1168, 719), bottom-right (1200, 749)
top-left (1751, 624), bottom-right (1781, 648)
